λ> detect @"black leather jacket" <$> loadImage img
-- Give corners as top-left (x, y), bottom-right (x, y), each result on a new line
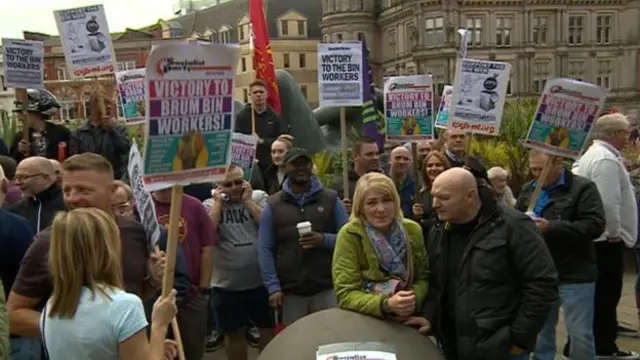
top-left (422, 203), bottom-right (558, 360)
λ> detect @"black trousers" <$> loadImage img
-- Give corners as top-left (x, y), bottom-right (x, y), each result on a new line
top-left (565, 241), bottom-right (624, 355)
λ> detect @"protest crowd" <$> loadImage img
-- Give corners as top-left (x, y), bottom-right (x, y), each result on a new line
top-left (1, 2), bottom-right (640, 360)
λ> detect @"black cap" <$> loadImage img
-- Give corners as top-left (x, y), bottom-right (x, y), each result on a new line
top-left (284, 148), bottom-right (312, 164)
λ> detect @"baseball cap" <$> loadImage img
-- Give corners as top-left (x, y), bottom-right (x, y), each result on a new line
top-left (283, 148), bottom-right (312, 164)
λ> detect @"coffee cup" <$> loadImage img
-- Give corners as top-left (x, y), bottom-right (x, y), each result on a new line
top-left (296, 221), bottom-right (312, 237)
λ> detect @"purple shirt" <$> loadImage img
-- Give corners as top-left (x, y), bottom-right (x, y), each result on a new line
top-left (2, 180), bottom-right (22, 206)
top-left (153, 194), bottom-right (217, 292)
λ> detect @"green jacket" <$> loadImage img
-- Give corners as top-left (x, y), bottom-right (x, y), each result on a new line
top-left (332, 218), bottom-right (429, 318)
top-left (0, 281), bottom-right (8, 360)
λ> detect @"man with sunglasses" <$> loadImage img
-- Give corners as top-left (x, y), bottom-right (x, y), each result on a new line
top-left (203, 165), bottom-right (273, 360)
top-left (258, 148), bottom-right (349, 325)
top-left (8, 156), bottom-right (65, 233)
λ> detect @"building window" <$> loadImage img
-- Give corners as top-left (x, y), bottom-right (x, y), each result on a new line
top-left (283, 53), bottom-right (290, 68)
top-left (597, 60), bottom-right (612, 89)
top-left (323, 34), bottom-right (329, 43)
top-left (568, 60), bottom-right (585, 81)
top-left (357, 32), bottom-right (365, 42)
top-left (496, 17), bottom-right (512, 47)
top-left (116, 61), bottom-right (136, 72)
top-left (596, 15), bottom-right (612, 44)
top-left (300, 85), bottom-right (308, 99)
top-left (243, 88), bottom-right (249, 103)
top-left (388, 29), bottom-right (397, 55)
top-left (568, 15), bottom-right (584, 45)
top-left (297, 20), bottom-right (305, 36)
top-left (239, 25), bottom-right (245, 40)
top-left (241, 57), bottom-right (247, 72)
top-left (533, 16), bottom-right (548, 44)
top-left (0, 75), bottom-right (6, 91)
top-left (466, 17), bottom-right (483, 47)
top-left (533, 62), bottom-right (549, 93)
top-left (219, 30), bottom-right (230, 43)
top-left (59, 101), bottom-right (78, 120)
top-left (336, 33), bottom-right (343, 42)
top-left (299, 53), bottom-right (306, 68)
top-left (506, 79), bottom-right (512, 95)
top-left (281, 20), bottom-right (289, 36)
top-left (425, 17), bottom-right (444, 47)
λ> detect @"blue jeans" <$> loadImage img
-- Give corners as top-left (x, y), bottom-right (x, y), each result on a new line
top-left (10, 337), bottom-right (41, 360)
top-left (534, 283), bottom-right (595, 360)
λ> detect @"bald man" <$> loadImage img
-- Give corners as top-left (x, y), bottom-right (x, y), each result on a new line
top-left (8, 157), bottom-right (66, 232)
top-left (388, 146), bottom-right (415, 217)
top-left (405, 168), bottom-right (558, 360)
top-left (48, 159), bottom-right (62, 185)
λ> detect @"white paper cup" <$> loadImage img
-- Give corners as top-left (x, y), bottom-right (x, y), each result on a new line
top-left (296, 221), bottom-right (312, 236)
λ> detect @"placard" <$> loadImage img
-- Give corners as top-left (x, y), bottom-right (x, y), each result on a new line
top-left (434, 85), bottom-right (453, 129)
top-left (448, 58), bottom-right (511, 135)
top-left (1, 38), bottom-right (44, 89)
top-left (384, 74), bottom-right (434, 141)
top-left (523, 78), bottom-right (606, 159)
top-left (317, 42), bottom-right (364, 107)
top-left (116, 68), bottom-right (146, 125)
top-left (143, 42), bottom-right (240, 190)
top-left (54, 4), bottom-right (116, 78)
top-left (317, 342), bottom-right (397, 360)
top-left (128, 143), bottom-right (162, 248)
top-left (230, 132), bottom-right (258, 181)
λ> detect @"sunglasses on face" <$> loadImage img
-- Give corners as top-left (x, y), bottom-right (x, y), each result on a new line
top-left (221, 179), bottom-right (243, 188)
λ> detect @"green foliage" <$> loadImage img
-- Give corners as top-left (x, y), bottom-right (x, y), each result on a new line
top-left (0, 111), bottom-right (18, 147)
top-left (312, 150), bottom-right (334, 187)
top-left (470, 98), bottom-right (537, 193)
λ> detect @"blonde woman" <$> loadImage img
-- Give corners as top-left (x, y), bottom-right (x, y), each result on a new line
top-left (261, 134), bottom-right (294, 194)
top-left (41, 208), bottom-right (178, 360)
top-left (332, 172), bottom-right (429, 319)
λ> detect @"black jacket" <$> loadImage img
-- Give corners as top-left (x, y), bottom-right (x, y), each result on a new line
top-left (235, 104), bottom-right (286, 171)
top-left (515, 169), bottom-right (605, 284)
top-left (330, 168), bottom-right (360, 200)
top-left (8, 183), bottom-right (66, 233)
top-left (9, 122), bottom-right (71, 163)
top-left (422, 203), bottom-right (558, 360)
top-left (70, 121), bottom-right (131, 180)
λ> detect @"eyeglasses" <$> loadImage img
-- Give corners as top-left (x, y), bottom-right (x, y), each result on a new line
top-left (221, 179), bottom-right (243, 188)
top-left (14, 173), bottom-right (43, 181)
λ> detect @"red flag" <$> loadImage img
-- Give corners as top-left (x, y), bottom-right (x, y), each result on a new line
top-left (250, 0), bottom-right (281, 114)
top-left (609, 107), bottom-right (618, 114)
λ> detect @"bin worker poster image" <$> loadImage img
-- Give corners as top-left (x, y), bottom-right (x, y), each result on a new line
top-left (143, 42), bottom-right (241, 190)
top-left (384, 74), bottom-right (435, 141)
top-left (116, 68), bottom-right (146, 125)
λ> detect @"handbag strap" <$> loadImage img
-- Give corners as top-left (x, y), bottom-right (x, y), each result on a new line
top-left (40, 305), bottom-right (50, 359)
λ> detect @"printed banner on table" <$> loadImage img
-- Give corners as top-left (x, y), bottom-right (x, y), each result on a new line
top-left (230, 133), bottom-right (258, 182)
top-left (116, 69), bottom-right (146, 125)
top-left (54, 4), bottom-right (116, 78)
top-left (143, 42), bottom-right (241, 190)
top-left (384, 74), bottom-right (435, 141)
top-left (317, 342), bottom-right (397, 360)
top-left (317, 42), bottom-right (364, 107)
top-left (435, 85), bottom-right (453, 128)
top-left (449, 58), bottom-right (511, 135)
top-left (523, 78), bottom-right (606, 159)
top-left (1, 38), bottom-right (44, 89)
top-left (128, 143), bottom-right (162, 248)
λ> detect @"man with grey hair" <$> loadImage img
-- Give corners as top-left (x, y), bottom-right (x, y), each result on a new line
top-left (572, 112), bottom-right (639, 359)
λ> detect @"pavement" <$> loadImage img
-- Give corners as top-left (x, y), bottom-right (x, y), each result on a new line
top-left (204, 273), bottom-right (640, 360)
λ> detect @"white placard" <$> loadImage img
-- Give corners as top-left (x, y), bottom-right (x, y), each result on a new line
top-left (128, 143), bottom-right (162, 248)
top-left (1, 38), bottom-right (44, 89)
top-left (317, 42), bottom-right (364, 107)
top-left (54, 4), bottom-right (116, 78)
top-left (448, 58), bottom-right (512, 136)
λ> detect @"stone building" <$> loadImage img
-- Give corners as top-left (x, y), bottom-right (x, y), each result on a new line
top-left (321, 0), bottom-right (640, 116)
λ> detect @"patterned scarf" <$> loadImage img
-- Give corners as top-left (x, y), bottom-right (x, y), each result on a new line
top-left (365, 220), bottom-right (410, 282)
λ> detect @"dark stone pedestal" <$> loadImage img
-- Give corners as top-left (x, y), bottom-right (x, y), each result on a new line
top-left (258, 308), bottom-right (445, 360)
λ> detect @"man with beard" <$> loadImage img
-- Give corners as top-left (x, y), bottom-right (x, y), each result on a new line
top-left (9, 157), bottom-right (65, 233)
top-left (331, 137), bottom-right (380, 213)
top-left (7, 154), bottom-right (164, 352)
top-left (258, 148), bottom-right (349, 325)
top-left (405, 167), bottom-right (558, 360)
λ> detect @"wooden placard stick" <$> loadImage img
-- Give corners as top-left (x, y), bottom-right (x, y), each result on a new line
top-left (160, 185), bottom-right (186, 360)
top-left (526, 155), bottom-right (554, 213)
top-left (411, 142), bottom-right (421, 200)
top-left (93, 76), bottom-right (107, 119)
top-left (15, 88), bottom-right (29, 142)
top-left (339, 107), bottom-right (349, 199)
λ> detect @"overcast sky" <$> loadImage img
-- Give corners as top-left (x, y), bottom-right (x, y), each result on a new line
top-left (0, 0), bottom-right (176, 41)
